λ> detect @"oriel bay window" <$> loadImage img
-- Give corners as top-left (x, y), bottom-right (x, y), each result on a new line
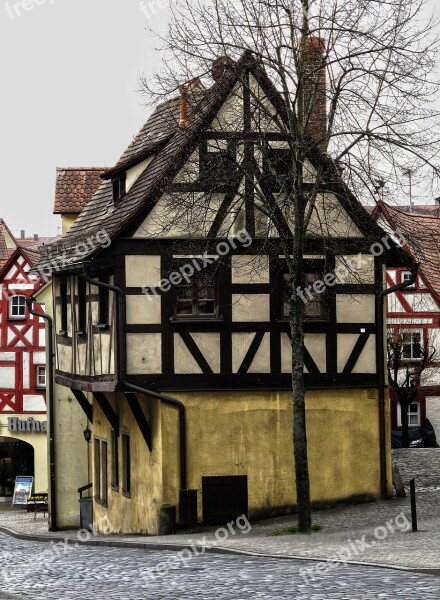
top-left (174, 270), bottom-right (218, 318)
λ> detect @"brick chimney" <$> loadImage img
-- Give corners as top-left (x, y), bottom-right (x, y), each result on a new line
top-left (303, 37), bottom-right (327, 149)
top-left (179, 85), bottom-right (188, 128)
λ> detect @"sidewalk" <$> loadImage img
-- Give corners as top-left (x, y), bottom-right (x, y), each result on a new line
top-left (1, 487), bottom-right (439, 574)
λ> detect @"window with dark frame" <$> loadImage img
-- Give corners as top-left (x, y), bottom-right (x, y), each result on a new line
top-left (401, 331), bottom-right (422, 360)
top-left (281, 268), bottom-right (328, 321)
top-left (401, 270), bottom-right (416, 288)
top-left (112, 173), bottom-right (126, 203)
top-left (98, 276), bottom-right (110, 325)
top-left (35, 366), bottom-right (46, 389)
top-left (9, 295), bottom-right (26, 319)
top-left (94, 437), bottom-right (108, 504)
top-left (175, 270), bottom-right (217, 319)
top-left (121, 433), bottom-right (130, 495)
top-left (60, 278), bottom-right (68, 333)
top-left (78, 276), bottom-right (87, 333)
top-left (263, 144), bottom-right (290, 191)
top-left (200, 139), bottom-right (236, 186)
top-left (111, 430), bottom-right (119, 490)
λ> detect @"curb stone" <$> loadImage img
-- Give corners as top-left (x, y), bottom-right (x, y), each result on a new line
top-left (0, 525), bottom-right (439, 577)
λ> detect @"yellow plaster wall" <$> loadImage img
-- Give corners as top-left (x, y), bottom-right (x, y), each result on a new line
top-left (161, 388), bottom-right (386, 522)
top-left (92, 393), bottom-right (163, 534)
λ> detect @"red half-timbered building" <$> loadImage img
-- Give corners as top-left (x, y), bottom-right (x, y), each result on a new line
top-left (0, 221), bottom-right (54, 500)
top-left (373, 202), bottom-right (440, 433)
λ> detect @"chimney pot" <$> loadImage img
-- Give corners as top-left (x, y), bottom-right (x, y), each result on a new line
top-left (20, 230), bottom-right (25, 239)
top-left (179, 85), bottom-right (188, 128)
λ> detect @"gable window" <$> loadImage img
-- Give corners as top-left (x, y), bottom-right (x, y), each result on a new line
top-left (281, 268), bottom-right (328, 320)
top-left (263, 142), bottom-right (290, 191)
top-left (121, 433), bottom-right (131, 496)
top-left (200, 139), bottom-right (236, 186)
top-left (60, 277), bottom-right (68, 334)
top-left (401, 331), bottom-right (422, 360)
top-left (35, 366), bottom-right (46, 389)
top-left (401, 270), bottom-right (416, 288)
top-left (175, 271), bottom-right (217, 318)
top-left (77, 276), bottom-right (87, 334)
top-left (9, 295), bottom-right (26, 320)
top-left (397, 402), bottom-right (421, 427)
top-left (94, 437), bottom-right (108, 505)
top-left (112, 173), bottom-right (126, 203)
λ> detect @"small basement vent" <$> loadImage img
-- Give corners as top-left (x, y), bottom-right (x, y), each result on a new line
top-left (202, 475), bottom-right (248, 525)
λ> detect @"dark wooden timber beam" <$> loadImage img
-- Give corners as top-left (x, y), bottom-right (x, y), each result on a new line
top-left (70, 389), bottom-right (93, 423)
top-left (124, 393), bottom-right (152, 451)
top-left (92, 392), bottom-right (119, 435)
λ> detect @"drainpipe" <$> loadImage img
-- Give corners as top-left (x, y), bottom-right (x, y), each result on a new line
top-left (26, 296), bottom-right (57, 532)
top-left (83, 273), bottom-right (187, 489)
top-left (376, 263), bottom-right (419, 497)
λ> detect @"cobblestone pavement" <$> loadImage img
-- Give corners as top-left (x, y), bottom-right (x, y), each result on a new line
top-left (0, 489), bottom-right (439, 571)
top-left (0, 533), bottom-right (439, 600)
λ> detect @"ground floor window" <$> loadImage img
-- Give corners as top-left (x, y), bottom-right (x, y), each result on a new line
top-left (397, 402), bottom-right (421, 427)
top-left (94, 437), bottom-right (108, 504)
top-left (121, 433), bottom-right (130, 496)
top-left (111, 430), bottom-right (118, 490)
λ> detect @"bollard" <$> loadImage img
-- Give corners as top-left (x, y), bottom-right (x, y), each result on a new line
top-left (410, 479), bottom-right (417, 532)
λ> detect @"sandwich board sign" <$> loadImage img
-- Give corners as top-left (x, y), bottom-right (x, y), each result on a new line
top-left (12, 476), bottom-right (34, 505)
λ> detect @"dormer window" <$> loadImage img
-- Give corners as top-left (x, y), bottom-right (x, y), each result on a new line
top-left (112, 173), bottom-right (126, 203)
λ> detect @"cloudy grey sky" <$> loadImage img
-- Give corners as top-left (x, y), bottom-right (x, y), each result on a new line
top-left (0, 0), bottom-right (438, 238)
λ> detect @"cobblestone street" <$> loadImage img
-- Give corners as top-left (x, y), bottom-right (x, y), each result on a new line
top-left (0, 533), bottom-right (439, 600)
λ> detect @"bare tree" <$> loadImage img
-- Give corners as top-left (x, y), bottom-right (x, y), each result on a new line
top-left (140, 0), bottom-right (440, 531)
top-left (388, 326), bottom-right (438, 448)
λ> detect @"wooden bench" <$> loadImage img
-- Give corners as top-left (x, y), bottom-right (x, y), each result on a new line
top-left (26, 493), bottom-right (48, 519)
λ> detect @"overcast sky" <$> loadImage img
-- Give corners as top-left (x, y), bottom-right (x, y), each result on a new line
top-left (0, 0), bottom-right (439, 238)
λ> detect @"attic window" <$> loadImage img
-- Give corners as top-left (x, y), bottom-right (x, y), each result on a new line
top-left (264, 142), bottom-right (290, 191)
top-left (200, 139), bottom-right (236, 187)
top-left (112, 173), bottom-right (126, 203)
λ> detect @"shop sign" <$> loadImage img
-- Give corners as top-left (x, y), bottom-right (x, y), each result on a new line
top-left (7, 417), bottom-right (47, 433)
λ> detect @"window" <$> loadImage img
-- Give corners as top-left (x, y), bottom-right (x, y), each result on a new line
top-left (60, 278), bottom-right (68, 334)
top-left (282, 269), bottom-right (328, 320)
top-left (175, 271), bottom-right (217, 318)
top-left (200, 139), bottom-right (236, 186)
top-left (112, 173), bottom-right (126, 203)
top-left (121, 433), bottom-right (130, 496)
top-left (264, 147), bottom-right (290, 191)
top-left (98, 276), bottom-right (110, 326)
top-left (111, 430), bottom-right (119, 490)
top-left (401, 271), bottom-right (416, 288)
top-left (36, 366), bottom-right (46, 389)
top-left (77, 276), bottom-right (87, 334)
top-left (397, 402), bottom-right (421, 427)
top-left (401, 331), bottom-right (422, 360)
top-left (94, 437), bottom-right (108, 504)
top-left (9, 295), bottom-right (26, 319)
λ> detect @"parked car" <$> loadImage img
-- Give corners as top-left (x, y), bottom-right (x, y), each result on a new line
top-left (391, 418), bottom-right (440, 448)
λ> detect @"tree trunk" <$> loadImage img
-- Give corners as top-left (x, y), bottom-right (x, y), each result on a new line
top-left (401, 401), bottom-right (410, 448)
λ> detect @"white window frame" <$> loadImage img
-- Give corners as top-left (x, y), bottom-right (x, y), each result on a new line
top-left (401, 270), bottom-right (416, 286)
top-left (9, 295), bottom-right (26, 320)
top-left (35, 365), bottom-right (46, 389)
top-left (397, 402), bottom-right (421, 427)
top-left (401, 329), bottom-right (423, 361)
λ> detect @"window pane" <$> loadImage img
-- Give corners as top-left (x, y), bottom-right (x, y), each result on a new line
top-left (198, 300), bottom-right (215, 315)
top-left (176, 301), bottom-right (193, 315)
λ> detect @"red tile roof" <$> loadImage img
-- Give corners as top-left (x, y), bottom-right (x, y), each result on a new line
top-left (54, 168), bottom-right (107, 215)
top-left (374, 203), bottom-right (440, 300)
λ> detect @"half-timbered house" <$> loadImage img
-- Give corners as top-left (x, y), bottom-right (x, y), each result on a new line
top-left (373, 202), bottom-right (440, 435)
top-left (37, 51), bottom-right (409, 533)
top-left (0, 221), bottom-right (50, 500)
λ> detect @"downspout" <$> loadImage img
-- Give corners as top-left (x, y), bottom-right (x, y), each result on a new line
top-left (376, 263), bottom-right (419, 497)
top-left (83, 273), bottom-right (187, 489)
top-left (26, 296), bottom-right (57, 532)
